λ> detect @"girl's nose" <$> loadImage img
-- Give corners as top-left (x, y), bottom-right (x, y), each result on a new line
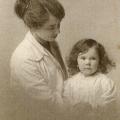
top-left (85, 59), bottom-right (90, 65)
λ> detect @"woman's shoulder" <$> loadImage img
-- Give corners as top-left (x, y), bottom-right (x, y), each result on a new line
top-left (11, 42), bottom-right (33, 63)
top-left (11, 32), bottom-right (45, 63)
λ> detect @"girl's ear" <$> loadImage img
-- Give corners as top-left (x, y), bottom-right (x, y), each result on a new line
top-left (97, 63), bottom-right (101, 73)
top-left (77, 64), bottom-right (79, 68)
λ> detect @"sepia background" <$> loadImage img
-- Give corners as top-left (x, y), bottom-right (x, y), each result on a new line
top-left (0, 0), bottom-right (120, 119)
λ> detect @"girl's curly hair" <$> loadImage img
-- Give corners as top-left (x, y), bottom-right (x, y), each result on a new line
top-left (67, 39), bottom-right (115, 76)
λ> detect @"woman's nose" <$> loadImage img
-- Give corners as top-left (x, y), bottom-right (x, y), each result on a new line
top-left (55, 27), bottom-right (60, 35)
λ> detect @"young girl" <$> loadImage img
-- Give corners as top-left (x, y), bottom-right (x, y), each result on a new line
top-left (63, 39), bottom-right (117, 120)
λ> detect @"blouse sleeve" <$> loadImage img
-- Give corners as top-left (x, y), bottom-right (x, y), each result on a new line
top-left (63, 80), bottom-right (74, 106)
top-left (95, 76), bottom-right (118, 120)
top-left (99, 76), bottom-right (117, 106)
top-left (10, 58), bottom-right (63, 106)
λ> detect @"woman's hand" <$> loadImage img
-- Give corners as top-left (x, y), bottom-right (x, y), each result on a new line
top-left (73, 102), bottom-right (92, 111)
top-left (70, 102), bottom-right (94, 119)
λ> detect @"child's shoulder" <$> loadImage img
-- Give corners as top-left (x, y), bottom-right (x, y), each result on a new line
top-left (96, 73), bottom-right (114, 86)
top-left (65, 72), bottom-right (81, 84)
top-left (97, 72), bottom-right (111, 79)
top-left (96, 73), bottom-right (109, 79)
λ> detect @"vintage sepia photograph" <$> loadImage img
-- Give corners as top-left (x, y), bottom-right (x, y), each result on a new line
top-left (0, 0), bottom-right (120, 119)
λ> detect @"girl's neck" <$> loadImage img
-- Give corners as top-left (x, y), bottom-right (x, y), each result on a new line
top-left (79, 71), bottom-right (99, 78)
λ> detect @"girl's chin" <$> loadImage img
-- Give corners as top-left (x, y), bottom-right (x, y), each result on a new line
top-left (82, 72), bottom-right (97, 77)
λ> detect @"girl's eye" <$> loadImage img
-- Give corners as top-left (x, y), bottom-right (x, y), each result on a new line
top-left (91, 57), bottom-right (96, 60)
top-left (80, 57), bottom-right (86, 60)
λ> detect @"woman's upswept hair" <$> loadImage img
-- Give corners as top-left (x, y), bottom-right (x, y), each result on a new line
top-left (14, 0), bottom-right (65, 29)
top-left (67, 38), bottom-right (115, 76)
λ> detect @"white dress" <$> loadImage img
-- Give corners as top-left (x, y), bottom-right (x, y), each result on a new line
top-left (63, 72), bottom-right (116, 108)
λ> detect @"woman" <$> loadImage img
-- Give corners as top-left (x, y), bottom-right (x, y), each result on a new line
top-left (10, 0), bottom-right (67, 119)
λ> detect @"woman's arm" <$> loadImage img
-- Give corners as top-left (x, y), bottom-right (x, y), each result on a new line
top-left (10, 58), bottom-right (63, 107)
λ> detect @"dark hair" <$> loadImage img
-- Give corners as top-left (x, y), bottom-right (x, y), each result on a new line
top-left (14, 0), bottom-right (65, 29)
top-left (67, 39), bottom-right (115, 76)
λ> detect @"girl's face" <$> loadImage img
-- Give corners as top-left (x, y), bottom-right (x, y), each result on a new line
top-left (77, 47), bottom-right (99, 76)
top-left (34, 14), bottom-right (61, 42)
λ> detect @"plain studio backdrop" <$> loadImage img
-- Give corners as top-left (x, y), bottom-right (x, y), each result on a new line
top-left (0, 0), bottom-right (120, 119)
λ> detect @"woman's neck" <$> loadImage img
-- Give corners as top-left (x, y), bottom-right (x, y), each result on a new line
top-left (31, 30), bottom-right (52, 53)
top-left (31, 30), bottom-right (50, 48)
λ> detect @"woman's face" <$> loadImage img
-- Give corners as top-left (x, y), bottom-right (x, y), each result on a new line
top-left (77, 47), bottom-right (99, 76)
top-left (34, 14), bottom-right (61, 42)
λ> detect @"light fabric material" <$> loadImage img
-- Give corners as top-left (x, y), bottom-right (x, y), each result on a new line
top-left (63, 72), bottom-right (116, 108)
top-left (10, 31), bottom-right (64, 103)
top-left (10, 31), bottom-right (65, 120)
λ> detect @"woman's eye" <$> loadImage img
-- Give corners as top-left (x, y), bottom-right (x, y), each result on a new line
top-left (47, 27), bottom-right (55, 30)
top-left (57, 23), bottom-right (60, 29)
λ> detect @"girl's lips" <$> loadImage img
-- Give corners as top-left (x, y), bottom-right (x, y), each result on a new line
top-left (84, 68), bottom-right (91, 70)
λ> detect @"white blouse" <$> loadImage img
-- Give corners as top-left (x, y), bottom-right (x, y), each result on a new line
top-left (10, 31), bottom-right (64, 104)
top-left (63, 72), bottom-right (116, 108)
